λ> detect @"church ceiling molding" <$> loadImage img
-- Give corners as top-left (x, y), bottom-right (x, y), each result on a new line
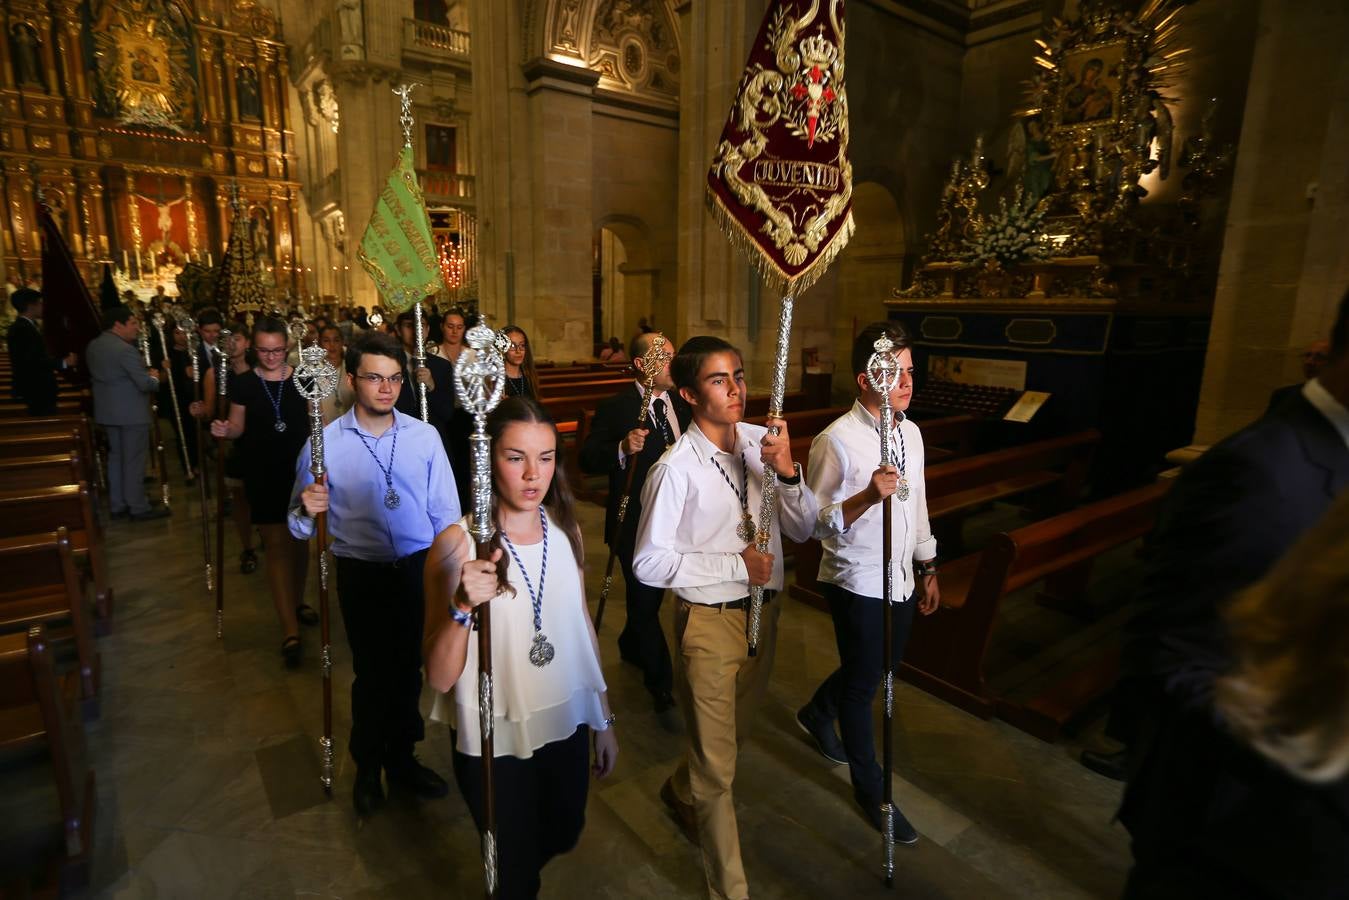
top-left (539, 0), bottom-right (680, 101)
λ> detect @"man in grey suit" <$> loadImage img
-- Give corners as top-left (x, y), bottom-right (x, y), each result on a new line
top-left (86, 305), bottom-right (169, 521)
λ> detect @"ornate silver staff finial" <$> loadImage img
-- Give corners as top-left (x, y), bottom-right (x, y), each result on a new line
top-left (454, 323), bottom-right (509, 545)
top-left (288, 318), bottom-right (309, 348)
top-left (151, 310), bottom-right (194, 479)
top-left (293, 345), bottom-right (339, 479)
top-left (393, 83), bottom-right (422, 149)
top-left (367, 311), bottom-right (384, 328)
top-left (865, 333), bottom-right (907, 503)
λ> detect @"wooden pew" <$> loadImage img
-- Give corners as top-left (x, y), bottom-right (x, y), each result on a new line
top-left (924, 429), bottom-right (1099, 522)
top-left (0, 528), bottom-right (99, 709)
top-left (0, 453), bottom-right (85, 492)
top-left (0, 625), bottom-right (96, 884)
top-left (0, 415), bottom-right (97, 472)
top-left (899, 481), bottom-right (1171, 738)
top-left (0, 484), bottom-right (111, 626)
top-left (0, 398), bottom-right (87, 418)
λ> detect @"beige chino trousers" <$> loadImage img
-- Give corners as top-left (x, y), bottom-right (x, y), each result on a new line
top-left (669, 597), bottom-right (782, 900)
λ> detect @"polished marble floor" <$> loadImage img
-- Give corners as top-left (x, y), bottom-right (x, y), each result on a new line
top-left (64, 467), bottom-right (1132, 899)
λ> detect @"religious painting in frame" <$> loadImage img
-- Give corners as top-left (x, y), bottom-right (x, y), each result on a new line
top-left (1056, 41), bottom-right (1126, 130)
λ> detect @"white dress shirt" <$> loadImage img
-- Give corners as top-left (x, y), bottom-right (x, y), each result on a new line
top-left (633, 420), bottom-right (818, 603)
top-left (809, 401), bottom-right (937, 602)
top-left (1304, 378), bottom-right (1349, 449)
top-left (617, 380), bottom-right (681, 465)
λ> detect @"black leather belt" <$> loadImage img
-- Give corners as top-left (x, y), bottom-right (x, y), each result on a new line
top-left (691, 591), bottom-right (775, 611)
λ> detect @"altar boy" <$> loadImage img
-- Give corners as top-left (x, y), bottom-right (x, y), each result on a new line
top-left (633, 335), bottom-right (817, 900)
top-left (795, 322), bottom-right (941, 845)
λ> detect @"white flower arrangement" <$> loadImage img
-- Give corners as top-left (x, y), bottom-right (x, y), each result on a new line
top-left (959, 189), bottom-right (1054, 268)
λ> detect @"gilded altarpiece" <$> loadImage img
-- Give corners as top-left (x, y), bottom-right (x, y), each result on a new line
top-left (0, 0), bottom-right (304, 295)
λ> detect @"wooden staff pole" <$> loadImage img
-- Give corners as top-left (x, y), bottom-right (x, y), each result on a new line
top-left (214, 329), bottom-right (230, 639)
top-left (293, 345), bottom-right (340, 793)
top-left (453, 323), bottom-right (508, 900)
top-left (866, 334), bottom-right (901, 887)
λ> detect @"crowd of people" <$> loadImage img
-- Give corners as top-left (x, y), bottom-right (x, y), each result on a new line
top-left (7, 277), bottom-right (1349, 899)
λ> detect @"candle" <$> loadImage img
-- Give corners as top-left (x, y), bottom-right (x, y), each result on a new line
top-left (122, 250), bottom-right (129, 270)
top-left (207, 252), bottom-right (213, 267)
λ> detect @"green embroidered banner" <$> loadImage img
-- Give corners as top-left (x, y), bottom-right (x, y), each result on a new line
top-left (357, 146), bottom-right (441, 313)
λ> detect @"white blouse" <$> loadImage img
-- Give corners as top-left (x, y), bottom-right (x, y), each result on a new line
top-left (432, 512), bottom-right (607, 758)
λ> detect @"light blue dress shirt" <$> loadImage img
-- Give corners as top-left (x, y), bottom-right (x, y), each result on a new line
top-left (288, 407), bottom-right (461, 561)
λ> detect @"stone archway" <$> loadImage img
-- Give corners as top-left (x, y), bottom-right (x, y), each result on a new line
top-left (594, 215), bottom-right (655, 352)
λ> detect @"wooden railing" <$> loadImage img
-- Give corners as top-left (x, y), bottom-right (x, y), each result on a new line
top-left (404, 19), bottom-right (471, 57)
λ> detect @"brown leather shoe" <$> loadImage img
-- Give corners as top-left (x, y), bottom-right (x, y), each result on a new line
top-left (660, 777), bottom-right (699, 845)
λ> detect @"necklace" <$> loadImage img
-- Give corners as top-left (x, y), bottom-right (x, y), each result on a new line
top-left (880, 414), bottom-right (910, 502)
top-left (259, 371), bottom-right (288, 432)
top-left (356, 425), bottom-right (401, 509)
top-left (506, 374), bottom-right (527, 396)
top-left (500, 507), bottom-right (554, 668)
top-left (711, 442), bottom-right (756, 544)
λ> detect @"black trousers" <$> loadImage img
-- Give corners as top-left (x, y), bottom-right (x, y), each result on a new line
top-left (453, 725), bottom-right (590, 900)
top-left (334, 550), bottom-right (429, 771)
top-left (806, 582), bottom-right (916, 803)
top-left (616, 546), bottom-right (673, 699)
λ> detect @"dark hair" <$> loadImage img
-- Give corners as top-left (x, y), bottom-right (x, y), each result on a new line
top-left (10, 287), bottom-right (41, 314)
top-left (196, 307), bottom-right (223, 328)
top-left (1331, 288), bottom-right (1349, 360)
top-left (345, 329), bottom-right (405, 375)
top-left (253, 316), bottom-right (289, 341)
top-left (672, 335), bottom-right (740, 395)
top-left (479, 397), bottom-right (585, 592)
top-left (851, 321), bottom-right (911, 378)
top-left (105, 303), bottom-right (137, 326)
top-left (320, 324), bottom-right (343, 341)
top-left (502, 326), bottom-right (540, 398)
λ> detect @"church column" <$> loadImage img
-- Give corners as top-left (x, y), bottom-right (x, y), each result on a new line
top-left (520, 58), bottom-right (599, 361)
top-left (1194, 0), bottom-right (1349, 442)
top-left (332, 67), bottom-right (401, 309)
top-left (673, 0), bottom-right (775, 381)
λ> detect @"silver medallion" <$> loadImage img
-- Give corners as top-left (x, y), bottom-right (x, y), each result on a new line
top-left (737, 513), bottom-right (756, 543)
top-left (529, 633), bottom-right (555, 668)
top-left (384, 487), bottom-right (401, 510)
top-left (897, 479), bottom-right (910, 502)
top-left (274, 420), bottom-right (287, 433)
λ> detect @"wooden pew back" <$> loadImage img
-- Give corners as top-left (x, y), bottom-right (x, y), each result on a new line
top-left (0, 453), bottom-right (84, 492)
top-left (0, 483), bottom-right (111, 624)
top-left (0, 625), bottom-right (95, 865)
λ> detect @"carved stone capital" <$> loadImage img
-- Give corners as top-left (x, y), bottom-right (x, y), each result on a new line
top-left (522, 56), bottom-right (600, 97)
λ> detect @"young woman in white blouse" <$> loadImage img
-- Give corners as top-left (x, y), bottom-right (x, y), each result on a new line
top-left (424, 396), bottom-right (617, 899)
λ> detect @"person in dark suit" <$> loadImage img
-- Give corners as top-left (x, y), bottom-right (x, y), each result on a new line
top-left (6, 288), bottom-right (76, 414)
top-left (394, 309), bottom-right (458, 468)
top-left (580, 332), bottom-right (690, 727)
top-left (1118, 289), bottom-right (1349, 898)
top-left (1264, 338), bottom-right (1330, 415)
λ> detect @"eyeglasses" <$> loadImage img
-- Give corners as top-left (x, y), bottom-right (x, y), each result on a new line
top-left (355, 373), bottom-right (405, 386)
top-left (509, 342), bottom-right (527, 351)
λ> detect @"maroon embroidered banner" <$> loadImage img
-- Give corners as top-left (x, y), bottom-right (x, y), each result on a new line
top-left (707, 0), bottom-right (854, 297)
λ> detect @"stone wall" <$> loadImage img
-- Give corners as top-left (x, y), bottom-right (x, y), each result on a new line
top-left (1194, 0), bottom-right (1349, 443)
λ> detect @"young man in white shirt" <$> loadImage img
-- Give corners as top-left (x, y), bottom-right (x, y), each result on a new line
top-left (796, 322), bottom-right (940, 845)
top-left (633, 336), bottom-right (818, 900)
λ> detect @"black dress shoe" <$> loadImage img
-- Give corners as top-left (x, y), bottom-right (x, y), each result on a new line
top-left (1080, 748), bottom-right (1127, 781)
top-left (354, 769), bottom-right (385, 817)
top-left (130, 506), bottom-right (171, 521)
top-left (385, 756), bottom-right (450, 799)
top-left (860, 797), bottom-right (919, 844)
top-left (796, 705), bottom-right (847, 765)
